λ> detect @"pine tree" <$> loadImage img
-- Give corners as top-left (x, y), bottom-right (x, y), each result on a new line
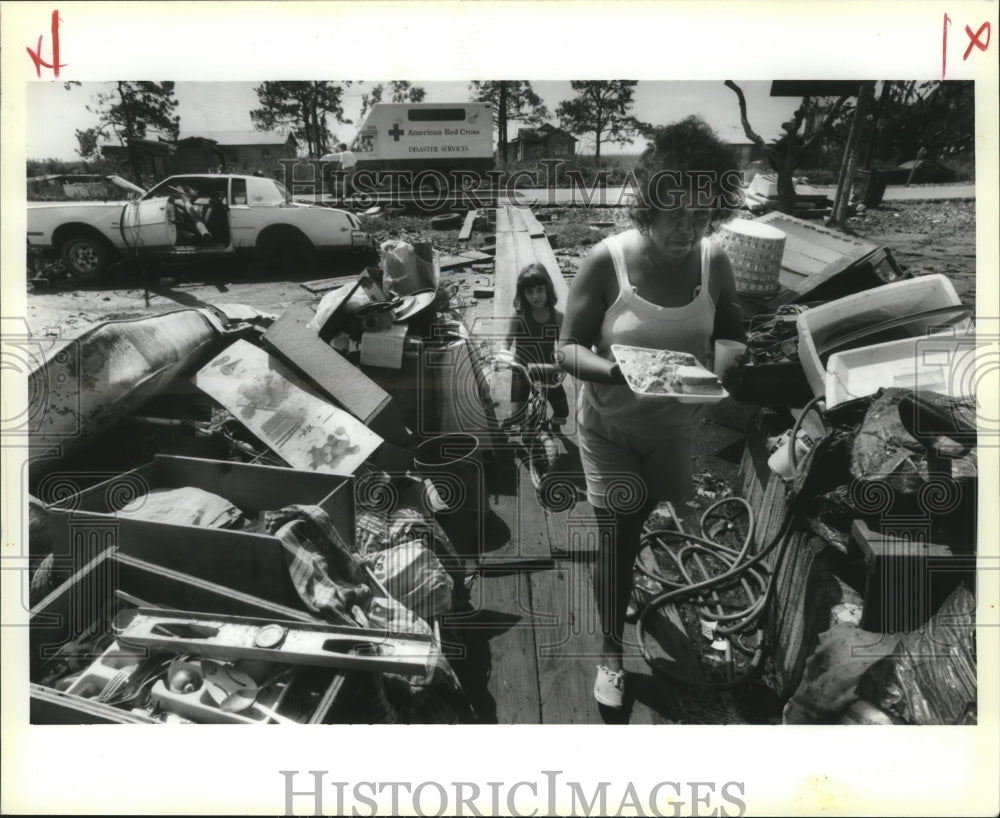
top-left (556, 81), bottom-right (646, 167)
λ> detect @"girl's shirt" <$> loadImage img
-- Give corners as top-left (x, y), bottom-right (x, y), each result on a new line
top-left (508, 307), bottom-right (564, 366)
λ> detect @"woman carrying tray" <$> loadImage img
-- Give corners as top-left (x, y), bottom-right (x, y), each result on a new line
top-left (557, 116), bottom-right (746, 710)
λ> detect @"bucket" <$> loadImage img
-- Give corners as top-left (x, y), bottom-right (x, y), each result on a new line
top-left (716, 219), bottom-right (786, 296)
top-left (413, 433), bottom-right (485, 558)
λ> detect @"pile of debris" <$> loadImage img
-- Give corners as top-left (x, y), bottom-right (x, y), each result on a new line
top-left (27, 236), bottom-right (499, 725)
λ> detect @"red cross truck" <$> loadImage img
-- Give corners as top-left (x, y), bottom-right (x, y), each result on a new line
top-left (335, 102), bottom-right (495, 195)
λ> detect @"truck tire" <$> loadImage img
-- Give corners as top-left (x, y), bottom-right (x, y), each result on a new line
top-left (60, 232), bottom-right (114, 281)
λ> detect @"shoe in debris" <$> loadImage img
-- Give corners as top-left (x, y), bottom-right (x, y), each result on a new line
top-left (593, 665), bottom-right (625, 709)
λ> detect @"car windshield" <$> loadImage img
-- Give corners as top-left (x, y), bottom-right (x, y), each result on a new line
top-left (273, 180), bottom-right (293, 204)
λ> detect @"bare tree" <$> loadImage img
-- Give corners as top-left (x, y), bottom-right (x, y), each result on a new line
top-left (725, 80), bottom-right (849, 214)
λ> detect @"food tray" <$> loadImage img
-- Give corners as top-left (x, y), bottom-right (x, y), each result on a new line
top-left (611, 344), bottom-right (729, 404)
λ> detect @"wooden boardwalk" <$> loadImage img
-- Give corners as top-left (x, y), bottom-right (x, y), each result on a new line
top-left (440, 206), bottom-right (676, 724)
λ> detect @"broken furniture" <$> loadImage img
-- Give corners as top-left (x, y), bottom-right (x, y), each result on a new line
top-left (738, 211), bottom-right (907, 315)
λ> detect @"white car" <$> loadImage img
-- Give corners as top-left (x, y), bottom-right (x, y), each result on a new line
top-left (27, 173), bottom-right (373, 280)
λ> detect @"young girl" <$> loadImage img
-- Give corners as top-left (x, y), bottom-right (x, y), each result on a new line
top-left (501, 263), bottom-right (569, 428)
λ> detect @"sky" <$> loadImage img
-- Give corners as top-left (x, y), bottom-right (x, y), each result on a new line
top-left (26, 80), bottom-right (796, 161)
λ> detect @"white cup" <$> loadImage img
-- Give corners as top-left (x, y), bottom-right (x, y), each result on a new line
top-left (714, 339), bottom-right (747, 377)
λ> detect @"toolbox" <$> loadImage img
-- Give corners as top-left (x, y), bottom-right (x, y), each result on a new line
top-left (44, 455), bottom-right (356, 608)
top-left (29, 548), bottom-right (349, 724)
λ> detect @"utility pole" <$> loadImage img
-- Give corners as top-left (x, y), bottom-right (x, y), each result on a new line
top-left (830, 81), bottom-right (876, 225)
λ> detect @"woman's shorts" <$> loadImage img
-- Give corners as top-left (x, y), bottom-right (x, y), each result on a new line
top-left (576, 398), bottom-right (693, 512)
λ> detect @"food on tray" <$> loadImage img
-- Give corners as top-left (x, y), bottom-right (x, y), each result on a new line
top-left (613, 346), bottom-right (698, 394)
top-left (611, 344), bottom-right (727, 400)
top-left (673, 365), bottom-right (723, 395)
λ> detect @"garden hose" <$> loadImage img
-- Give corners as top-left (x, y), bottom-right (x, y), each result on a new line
top-left (634, 496), bottom-right (796, 689)
top-left (788, 394), bottom-right (827, 475)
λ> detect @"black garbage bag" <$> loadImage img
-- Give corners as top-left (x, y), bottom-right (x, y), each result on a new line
top-left (855, 583), bottom-right (976, 724)
top-left (850, 387), bottom-right (977, 494)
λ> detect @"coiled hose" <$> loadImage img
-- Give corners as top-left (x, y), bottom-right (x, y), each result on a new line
top-left (635, 496), bottom-right (796, 689)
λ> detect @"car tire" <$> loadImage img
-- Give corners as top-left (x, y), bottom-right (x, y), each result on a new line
top-left (258, 232), bottom-right (317, 277)
top-left (60, 232), bottom-right (114, 281)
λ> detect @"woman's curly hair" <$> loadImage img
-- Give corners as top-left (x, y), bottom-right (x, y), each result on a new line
top-left (630, 116), bottom-right (743, 232)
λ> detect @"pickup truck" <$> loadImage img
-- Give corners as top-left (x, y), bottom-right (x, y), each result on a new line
top-left (27, 173), bottom-right (373, 280)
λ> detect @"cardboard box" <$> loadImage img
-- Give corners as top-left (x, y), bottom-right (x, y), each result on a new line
top-left (29, 548), bottom-right (345, 724)
top-left (46, 455), bottom-right (355, 607)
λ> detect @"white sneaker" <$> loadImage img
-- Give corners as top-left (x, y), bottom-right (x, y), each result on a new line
top-left (593, 666), bottom-right (625, 709)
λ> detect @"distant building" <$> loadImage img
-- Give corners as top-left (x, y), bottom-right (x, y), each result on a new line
top-left (726, 137), bottom-right (766, 166)
top-left (100, 131), bottom-right (295, 184)
top-left (100, 138), bottom-right (174, 187)
top-left (510, 124), bottom-right (577, 161)
top-left (185, 130), bottom-right (298, 174)
top-left (172, 137), bottom-right (228, 175)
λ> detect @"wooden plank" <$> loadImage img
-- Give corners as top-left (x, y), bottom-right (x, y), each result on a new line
top-left (493, 231), bottom-right (518, 321)
top-left (518, 208), bottom-right (546, 238)
top-left (477, 452), bottom-right (544, 723)
top-left (516, 455), bottom-right (551, 560)
top-left (481, 569), bottom-right (541, 723)
top-left (299, 275), bottom-right (359, 294)
top-left (440, 250), bottom-right (494, 271)
top-left (496, 206), bottom-right (513, 234)
top-left (531, 235), bottom-right (568, 304)
top-left (531, 558), bottom-right (603, 723)
top-left (509, 207), bottom-right (528, 233)
top-left (458, 209), bottom-right (478, 241)
top-left (512, 229), bottom-right (536, 277)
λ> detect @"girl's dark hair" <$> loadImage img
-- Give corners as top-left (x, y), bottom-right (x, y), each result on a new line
top-left (513, 263), bottom-right (557, 313)
top-left (630, 115), bottom-right (743, 232)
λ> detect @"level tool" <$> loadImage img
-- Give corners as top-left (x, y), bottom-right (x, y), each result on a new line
top-left (114, 607), bottom-right (434, 677)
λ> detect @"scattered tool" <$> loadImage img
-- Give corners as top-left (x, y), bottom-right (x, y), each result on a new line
top-left (114, 608), bottom-right (434, 676)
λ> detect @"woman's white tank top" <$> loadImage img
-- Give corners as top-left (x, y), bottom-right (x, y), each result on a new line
top-left (580, 229), bottom-right (717, 433)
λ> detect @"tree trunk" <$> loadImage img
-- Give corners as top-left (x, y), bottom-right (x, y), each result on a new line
top-left (861, 81), bottom-right (893, 170)
top-left (776, 160), bottom-right (797, 214)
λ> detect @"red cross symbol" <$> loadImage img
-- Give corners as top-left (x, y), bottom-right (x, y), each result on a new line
top-left (963, 22), bottom-right (990, 60)
top-left (388, 124), bottom-right (404, 142)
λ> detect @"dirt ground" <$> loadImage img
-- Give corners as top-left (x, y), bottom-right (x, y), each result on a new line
top-left (23, 198), bottom-right (978, 523)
